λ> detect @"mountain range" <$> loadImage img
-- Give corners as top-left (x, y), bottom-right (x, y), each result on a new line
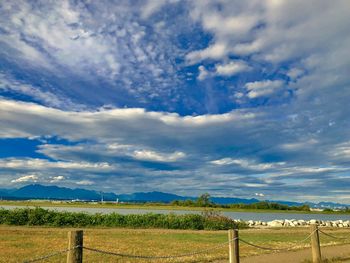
top-left (0, 184), bottom-right (348, 209)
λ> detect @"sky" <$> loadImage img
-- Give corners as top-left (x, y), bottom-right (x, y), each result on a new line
top-left (0, 0), bottom-right (350, 203)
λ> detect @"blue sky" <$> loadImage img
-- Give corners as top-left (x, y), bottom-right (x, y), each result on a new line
top-left (0, 0), bottom-right (350, 202)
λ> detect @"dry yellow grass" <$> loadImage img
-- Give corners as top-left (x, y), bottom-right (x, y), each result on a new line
top-left (0, 226), bottom-right (349, 263)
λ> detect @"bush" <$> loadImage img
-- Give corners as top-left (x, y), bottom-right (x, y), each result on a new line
top-left (0, 208), bottom-right (247, 230)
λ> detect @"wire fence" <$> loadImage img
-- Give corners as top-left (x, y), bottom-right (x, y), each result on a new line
top-left (22, 227), bottom-right (350, 262)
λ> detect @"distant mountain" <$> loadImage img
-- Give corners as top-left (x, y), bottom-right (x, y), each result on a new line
top-left (0, 184), bottom-right (349, 208)
top-left (2, 184), bottom-right (117, 201)
top-left (267, 200), bottom-right (308, 207)
top-left (117, 194), bottom-right (296, 206)
top-left (317, 201), bottom-right (349, 209)
top-left (0, 188), bottom-right (12, 199)
top-left (117, 191), bottom-right (190, 202)
top-left (211, 197), bottom-right (260, 205)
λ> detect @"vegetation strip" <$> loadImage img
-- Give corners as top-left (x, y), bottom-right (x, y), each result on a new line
top-left (0, 207), bottom-right (247, 230)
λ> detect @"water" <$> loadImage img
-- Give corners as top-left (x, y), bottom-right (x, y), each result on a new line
top-left (2, 205), bottom-right (350, 221)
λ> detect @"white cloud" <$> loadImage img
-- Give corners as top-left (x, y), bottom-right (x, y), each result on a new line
top-left (197, 65), bottom-right (209, 80)
top-left (234, 92), bottom-right (244, 99)
top-left (76, 180), bottom-right (94, 186)
top-left (255, 193), bottom-right (265, 197)
top-left (280, 139), bottom-right (318, 151)
top-left (0, 158), bottom-right (114, 172)
top-left (0, 0), bottom-right (121, 78)
top-left (215, 60), bottom-right (251, 76)
top-left (329, 142), bottom-right (350, 160)
top-left (140, 0), bottom-right (180, 19)
top-left (245, 80), bottom-right (284, 98)
top-left (0, 0), bottom-right (187, 108)
top-left (266, 165), bottom-right (348, 178)
top-left (0, 98), bottom-right (259, 140)
top-left (244, 183), bottom-right (267, 188)
top-left (210, 158), bottom-right (285, 171)
top-left (202, 13), bottom-right (258, 36)
top-left (287, 68), bottom-right (304, 80)
top-left (0, 73), bottom-right (81, 110)
top-left (50, 176), bottom-right (65, 183)
top-left (187, 0), bottom-right (350, 94)
top-left (11, 174), bottom-right (38, 183)
top-left (186, 43), bottom-right (227, 64)
top-left (187, 2), bottom-right (261, 63)
top-left (133, 150), bottom-right (185, 162)
top-left (0, 93), bottom-right (349, 201)
top-left (38, 142), bottom-right (187, 164)
top-left (196, 60), bottom-right (251, 80)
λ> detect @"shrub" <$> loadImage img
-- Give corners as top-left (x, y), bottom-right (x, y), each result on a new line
top-left (0, 208), bottom-right (247, 230)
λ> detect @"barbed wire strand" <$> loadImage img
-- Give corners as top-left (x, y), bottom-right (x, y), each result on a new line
top-left (23, 246), bottom-right (79, 263)
top-left (83, 238), bottom-right (238, 259)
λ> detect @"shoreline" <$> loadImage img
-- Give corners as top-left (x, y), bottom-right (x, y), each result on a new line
top-left (0, 200), bottom-right (349, 215)
top-left (1, 205), bottom-right (350, 229)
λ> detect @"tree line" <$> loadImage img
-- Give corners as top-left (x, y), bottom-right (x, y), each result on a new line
top-left (170, 193), bottom-right (311, 211)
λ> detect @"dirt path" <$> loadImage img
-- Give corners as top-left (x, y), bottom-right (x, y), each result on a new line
top-left (240, 244), bottom-right (350, 263)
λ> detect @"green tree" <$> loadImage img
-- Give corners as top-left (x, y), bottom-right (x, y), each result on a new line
top-left (196, 193), bottom-right (212, 207)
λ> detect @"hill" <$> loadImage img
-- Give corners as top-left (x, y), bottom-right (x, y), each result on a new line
top-left (0, 184), bottom-right (349, 209)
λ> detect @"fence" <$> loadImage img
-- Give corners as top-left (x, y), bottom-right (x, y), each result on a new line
top-left (23, 224), bottom-right (350, 263)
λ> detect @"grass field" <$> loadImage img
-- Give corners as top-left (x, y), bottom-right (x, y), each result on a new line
top-left (1, 200), bottom-right (348, 215)
top-left (1, 226), bottom-right (349, 262)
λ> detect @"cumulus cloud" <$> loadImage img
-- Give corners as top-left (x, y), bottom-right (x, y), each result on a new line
top-left (197, 60), bottom-right (251, 80)
top-left (280, 139), bottom-right (318, 151)
top-left (0, 96), bottom-right (349, 200)
top-left (37, 143), bottom-right (186, 165)
top-left (215, 60), bottom-right (251, 77)
top-left (245, 80), bottom-right (284, 98)
top-left (187, 1), bottom-right (350, 110)
top-left (197, 65), bottom-right (209, 81)
top-left (0, 98), bottom-right (258, 140)
top-left (76, 180), bottom-right (94, 186)
top-left (140, 0), bottom-right (180, 19)
top-left (0, 158), bottom-right (114, 172)
top-left (210, 158), bottom-right (285, 171)
top-left (188, 0), bottom-right (350, 64)
top-left (50, 176), bottom-right (65, 183)
top-left (11, 174), bottom-right (38, 183)
top-left (186, 43), bottom-right (228, 64)
top-left (287, 68), bottom-right (304, 81)
top-left (132, 150), bottom-right (185, 162)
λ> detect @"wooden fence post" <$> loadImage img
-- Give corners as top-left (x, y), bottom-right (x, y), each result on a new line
top-left (67, 230), bottom-right (83, 263)
top-left (310, 224), bottom-right (322, 263)
top-left (228, 229), bottom-right (239, 263)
